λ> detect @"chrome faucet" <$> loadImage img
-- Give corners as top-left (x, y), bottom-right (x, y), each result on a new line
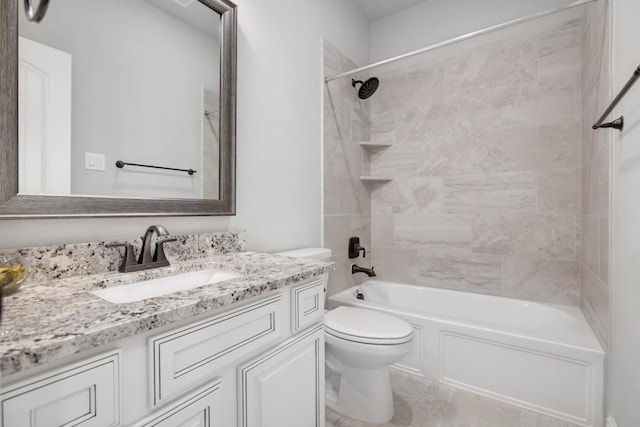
top-left (351, 264), bottom-right (376, 277)
top-left (108, 225), bottom-right (177, 273)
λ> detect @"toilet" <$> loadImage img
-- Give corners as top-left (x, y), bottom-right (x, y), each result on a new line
top-left (276, 247), bottom-right (414, 424)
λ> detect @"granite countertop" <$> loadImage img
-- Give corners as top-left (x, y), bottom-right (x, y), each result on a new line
top-left (0, 252), bottom-right (332, 377)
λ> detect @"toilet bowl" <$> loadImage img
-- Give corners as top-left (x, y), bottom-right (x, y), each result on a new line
top-left (324, 306), bottom-right (413, 423)
top-left (275, 247), bottom-right (414, 424)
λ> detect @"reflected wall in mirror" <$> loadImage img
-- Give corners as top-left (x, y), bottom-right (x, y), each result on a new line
top-left (19, 0), bottom-right (220, 200)
top-left (0, 0), bottom-right (236, 218)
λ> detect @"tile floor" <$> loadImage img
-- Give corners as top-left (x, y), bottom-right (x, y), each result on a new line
top-left (326, 370), bottom-right (584, 427)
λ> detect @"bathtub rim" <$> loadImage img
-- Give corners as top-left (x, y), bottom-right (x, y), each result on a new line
top-left (328, 280), bottom-right (604, 355)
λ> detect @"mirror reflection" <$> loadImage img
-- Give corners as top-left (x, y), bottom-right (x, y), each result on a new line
top-left (18, 0), bottom-right (221, 200)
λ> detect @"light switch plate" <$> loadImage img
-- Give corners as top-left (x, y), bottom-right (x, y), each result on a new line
top-left (85, 152), bottom-right (106, 171)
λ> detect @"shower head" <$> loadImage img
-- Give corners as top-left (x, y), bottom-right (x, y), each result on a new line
top-left (352, 77), bottom-right (379, 99)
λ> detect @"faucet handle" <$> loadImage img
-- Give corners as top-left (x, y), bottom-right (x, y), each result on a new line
top-left (348, 237), bottom-right (366, 259)
top-left (154, 237), bottom-right (177, 264)
top-left (154, 238), bottom-right (177, 263)
top-left (107, 242), bottom-right (137, 273)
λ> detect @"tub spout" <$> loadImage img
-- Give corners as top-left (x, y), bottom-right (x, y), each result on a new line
top-left (352, 264), bottom-right (376, 277)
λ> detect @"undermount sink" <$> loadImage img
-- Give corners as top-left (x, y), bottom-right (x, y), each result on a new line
top-left (91, 269), bottom-right (240, 304)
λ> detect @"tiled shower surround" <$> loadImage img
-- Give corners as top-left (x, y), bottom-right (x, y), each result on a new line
top-left (325, 9), bottom-right (610, 316)
top-left (323, 39), bottom-right (373, 295)
top-left (580, 0), bottom-right (611, 349)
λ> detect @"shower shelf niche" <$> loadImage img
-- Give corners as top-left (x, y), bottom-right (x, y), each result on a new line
top-left (359, 141), bottom-right (393, 148)
top-left (360, 176), bottom-right (393, 182)
top-left (359, 140), bottom-right (394, 183)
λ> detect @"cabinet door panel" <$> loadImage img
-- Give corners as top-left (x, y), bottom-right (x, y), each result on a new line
top-left (239, 325), bottom-right (324, 427)
top-left (133, 381), bottom-right (222, 427)
top-left (1, 352), bottom-right (120, 427)
top-left (150, 295), bottom-right (284, 406)
top-left (291, 279), bottom-right (324, 333)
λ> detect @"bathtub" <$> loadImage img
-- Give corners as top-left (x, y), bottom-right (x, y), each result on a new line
top-left (328, 281), bottom-right (604, 427)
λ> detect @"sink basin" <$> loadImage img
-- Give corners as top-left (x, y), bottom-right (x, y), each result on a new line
top-left (91, 269), bottom-right (240, 304)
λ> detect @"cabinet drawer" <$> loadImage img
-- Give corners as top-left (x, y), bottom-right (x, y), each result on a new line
top-left (1, 351), bottom-right (120, 427)
top-left (133, 381), bottom-right (222, 427)
top-left (150, 294), bottom-right (284, 406)
top-left (291, 278), bottom-right (324, 333)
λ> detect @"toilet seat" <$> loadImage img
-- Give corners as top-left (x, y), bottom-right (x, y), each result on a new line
top-left (325, 306), bottom-right (413, 345)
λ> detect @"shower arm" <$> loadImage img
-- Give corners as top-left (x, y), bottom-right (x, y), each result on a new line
top-left (325, 0), bottom-right (597, 83)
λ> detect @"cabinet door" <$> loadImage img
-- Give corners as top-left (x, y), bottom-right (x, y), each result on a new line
top-left (133, 381), bottom-right (222, 427)
top-left (1, 351), bottom-right (120, 427)
top-left (238, 324), bottom-right (324, 427)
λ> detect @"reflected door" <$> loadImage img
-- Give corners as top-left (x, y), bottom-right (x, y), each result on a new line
top-left (18, 36), bottom-right (71, 194)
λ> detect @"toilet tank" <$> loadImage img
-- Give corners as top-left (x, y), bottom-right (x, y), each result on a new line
top-left (276, 248), bottom-right (332, 261)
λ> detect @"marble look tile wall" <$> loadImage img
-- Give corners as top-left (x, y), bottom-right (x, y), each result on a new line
top-left (323, 40), bottom-right (372, 296)
top-left (0, 231), bottom-right (245, 285)
top-left (581, 0), bottom-right (611, 350)
top-left (366, 19), bottom-right (584, 305)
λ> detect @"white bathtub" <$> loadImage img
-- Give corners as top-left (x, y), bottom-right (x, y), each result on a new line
top-left (328, 281), bottom-right (604, 427)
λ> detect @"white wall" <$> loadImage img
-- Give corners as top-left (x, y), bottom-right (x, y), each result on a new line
top-left (228, 0), bottom-right (369, 252)
top-left (0, 216), bottom-right (230, 249)
top-left (369, 0), bottom-right (580, 62)
top-left (610, 0), bottom-right (640, 424)
top-left (0, 0), bottom-right (368, 250)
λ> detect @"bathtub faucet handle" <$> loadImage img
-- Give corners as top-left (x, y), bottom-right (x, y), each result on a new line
top-left (348, 236), bottom-right (366, 259)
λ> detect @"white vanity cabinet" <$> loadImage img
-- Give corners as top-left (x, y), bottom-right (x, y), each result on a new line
top-left (0, 275), bottom-right (326, 427)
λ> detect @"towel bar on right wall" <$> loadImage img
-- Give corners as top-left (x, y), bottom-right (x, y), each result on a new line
top-left (592, 65), bottom-right (640, 131)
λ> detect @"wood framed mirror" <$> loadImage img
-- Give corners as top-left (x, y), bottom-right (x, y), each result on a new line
top-left (0, 0), bottom-right (236, 218)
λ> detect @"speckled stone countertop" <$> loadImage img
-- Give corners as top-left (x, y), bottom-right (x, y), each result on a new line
top-left (0, 251), bottom-right (332, 377)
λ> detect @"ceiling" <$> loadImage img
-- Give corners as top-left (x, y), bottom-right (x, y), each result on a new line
top-left (146, 0), bottom-right (219, 38)
top-left (352, 0), bottom-right (429, 21)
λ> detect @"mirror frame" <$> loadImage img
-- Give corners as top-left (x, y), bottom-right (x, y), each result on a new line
top-left (0, 0), bottom-right (236, 218)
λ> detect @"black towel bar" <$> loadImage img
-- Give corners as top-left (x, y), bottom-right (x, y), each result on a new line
top-left (592, 65), bottom-right (640, 131)
top-left (115, 160), bottom-right (197, 176)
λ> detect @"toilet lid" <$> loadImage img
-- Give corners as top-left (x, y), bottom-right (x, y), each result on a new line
top-left (325, 306), bottom-right (413, 345)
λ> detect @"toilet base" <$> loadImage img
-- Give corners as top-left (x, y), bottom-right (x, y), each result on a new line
top-left (326, 363), bottom-right (394, 424)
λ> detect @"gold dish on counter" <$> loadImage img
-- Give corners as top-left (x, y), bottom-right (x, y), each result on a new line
top-left (0, 260), bottom-right (26, 295)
